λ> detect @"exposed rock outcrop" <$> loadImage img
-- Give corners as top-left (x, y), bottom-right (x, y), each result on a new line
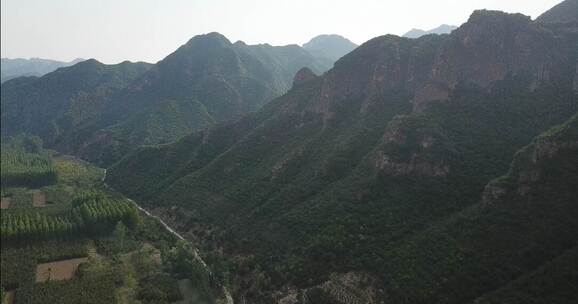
top-left (290, 10), bottom-right (577, 119)
top-left (375, 152), bottom-right (450, 177)
top-left (374, 115), bottom-right (454, 177)
top-left (482, 114), bottom-right (578, 204)
top-left (303, 34), bottom-right (445, 120)
top-left (413, 10), bottom-right (571, 110)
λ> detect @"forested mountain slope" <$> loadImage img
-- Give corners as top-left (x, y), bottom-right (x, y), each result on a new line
top-left (107, 7), bottom-right (578, 303)
top-left (1, 59), bottom-right (152, 146)
top-left (379, 114), bottom-right (578, 303)
top-left (1, 33), bottom-right (339, 166)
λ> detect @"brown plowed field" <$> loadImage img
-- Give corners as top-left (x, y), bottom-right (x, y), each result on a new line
top-left (35, 257), bottom-right (88, 282)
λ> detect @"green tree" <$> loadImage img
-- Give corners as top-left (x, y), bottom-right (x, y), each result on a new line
top-left (113, 221), bottom-right (127, 254)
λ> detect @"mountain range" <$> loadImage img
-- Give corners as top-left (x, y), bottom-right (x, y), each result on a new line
top-left (1, 33), bottom-right (355, 166)
top-left (1, 0), bottom-right (577, 303)
top-left (105, 3), bottom-right (578, 303)
top-left (1, 57), bottom-right (85, 83)
top-left (402, 24), bottom-right (458, 38)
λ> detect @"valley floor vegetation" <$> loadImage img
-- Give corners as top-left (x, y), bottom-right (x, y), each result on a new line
top-left (0, 135), bottom-right (229, 304)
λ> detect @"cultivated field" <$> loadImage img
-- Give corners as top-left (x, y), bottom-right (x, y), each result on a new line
top-left (35, 257), bottom-right (88, 282)
top-left (32, 191), bottom-right (46, 207)
top-left (0, 197), bottom-right (10, 209)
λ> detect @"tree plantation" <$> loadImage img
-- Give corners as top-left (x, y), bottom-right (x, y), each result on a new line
top-left (1, 194), bottom-right (139, 243)
top-left (1, 136), bottom-right (57, 188)
top-left (0, 141), bottom-right (220, 303)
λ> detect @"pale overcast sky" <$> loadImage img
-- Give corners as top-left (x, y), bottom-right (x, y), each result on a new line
top-left (1, 0), bottom-right (562, 64)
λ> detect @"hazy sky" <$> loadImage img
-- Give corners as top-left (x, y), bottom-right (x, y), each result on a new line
top-left (1, 0), bottom-right (562, 64)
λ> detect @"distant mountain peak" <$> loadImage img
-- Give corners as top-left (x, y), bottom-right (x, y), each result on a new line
top-left (303, 34), bottom-right (358, 61)
top-left (81, 58), bottom-right (102, 65)
top-left (306, 34), bottom-right (351, 41)
top-left (184, 32), bottom-right (232, 48)
top-left (403, 24), bottom-right (458, 38)
top-left (1, 57), bottom-right (88, 82)
top-left (65, 58), bottom-right (104, 71)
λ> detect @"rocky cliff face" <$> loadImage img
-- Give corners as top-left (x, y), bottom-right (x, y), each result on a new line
top-left (296, 34), bottom-right (445, 121)
top-left (413, 10), bottom-right (575, 110)
top-left (374, 115), bottom-right (453, 177)
top-left (287, 10), bottom-right (577, 118)
top-left (482, 114), bottom-right (578, 204)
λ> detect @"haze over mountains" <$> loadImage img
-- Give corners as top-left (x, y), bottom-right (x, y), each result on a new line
top-left (0, 57), bottom-right (85, 83)
top-left (402, 24), bottom-right (458, 38)
top-left (1, 1), bottom-right (578, 303)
